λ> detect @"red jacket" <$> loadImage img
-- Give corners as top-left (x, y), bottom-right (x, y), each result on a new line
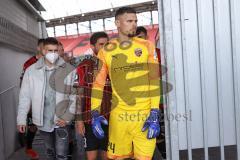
top-left (20, 56), bottom-right (38, 86)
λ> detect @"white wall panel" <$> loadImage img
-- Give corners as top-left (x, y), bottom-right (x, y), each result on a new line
top-left (159, 0), bottom-right (240, 159)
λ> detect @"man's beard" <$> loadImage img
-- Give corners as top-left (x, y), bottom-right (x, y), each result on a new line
top-left (127, 33), bottom-right (135, 37)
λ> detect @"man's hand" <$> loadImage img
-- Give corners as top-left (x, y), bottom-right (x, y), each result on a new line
top-left (28, 125), bottom-right (37, 132)
top-left (142, 109), bottom-right (160, 139)
top-left (17, 125), bottom-right (26, 133)
top-left (56, 119), bottom-right (67, 127)
top-left (76, 121), bottom-right (85, 136)
top-left (91, 110), bottom-right (108, 139)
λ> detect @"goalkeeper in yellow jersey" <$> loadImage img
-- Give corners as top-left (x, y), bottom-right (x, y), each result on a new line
top-left (90, 7), bottom-right (161, 160)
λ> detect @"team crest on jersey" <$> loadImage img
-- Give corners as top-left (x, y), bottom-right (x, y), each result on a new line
top-left (134, 48), bottom-right (142, 57)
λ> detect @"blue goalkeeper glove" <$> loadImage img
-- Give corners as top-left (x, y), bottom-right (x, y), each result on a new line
top-left (142, 109), bottom-right (160, 139)
top-left (91, 110), bottom-right (108, 139)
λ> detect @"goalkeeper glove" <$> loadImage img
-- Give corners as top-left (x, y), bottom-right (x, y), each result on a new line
top-left (91, 110), bottom-right (108, 139)
top-left (142, 109), bottom-right (160, 139)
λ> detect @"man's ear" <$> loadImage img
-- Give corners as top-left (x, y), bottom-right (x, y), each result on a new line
top-left (90, 44), bottom-right (95, 50)
top-left (115, 19), bottom-right (120, 28)
top-left (90, 44), bottom-right (96, 54)
top-left (42, 48), bottom-right (47, 56)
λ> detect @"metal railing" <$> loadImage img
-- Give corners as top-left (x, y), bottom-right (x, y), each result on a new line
top-left (0, 85), bottom-right (17, 96)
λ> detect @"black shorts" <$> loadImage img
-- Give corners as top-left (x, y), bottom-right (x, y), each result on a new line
top-left (84, 123), bottom-right (108, 151)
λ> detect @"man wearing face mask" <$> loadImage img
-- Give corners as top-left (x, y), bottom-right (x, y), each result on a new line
top-left (17, 37), bottom-right (76, 160)
top-left (19, 38), bottom-right (44, 160)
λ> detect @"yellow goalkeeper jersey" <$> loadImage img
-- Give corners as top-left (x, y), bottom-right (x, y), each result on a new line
top-left (91, 37), bottom-right (160, 111)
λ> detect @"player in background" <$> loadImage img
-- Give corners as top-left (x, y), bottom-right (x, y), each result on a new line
top-left (75, 32), bottom-right (111, 160)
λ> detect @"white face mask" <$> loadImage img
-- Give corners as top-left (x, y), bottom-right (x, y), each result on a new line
top-left (45, 52), bottom-right (59, 64)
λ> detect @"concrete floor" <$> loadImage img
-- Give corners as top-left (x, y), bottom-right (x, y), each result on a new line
top-left (9, 131), bottom-right (97, 160)
top-left (10, 139), bottom-right (237, 160)
top-left (8, 131), bottom-right (167, 160)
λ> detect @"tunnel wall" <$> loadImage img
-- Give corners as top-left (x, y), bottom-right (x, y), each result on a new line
top-left (0, 0), bottom-right (42, 159)
top-left (0, 44), bottom-right (32, 159)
